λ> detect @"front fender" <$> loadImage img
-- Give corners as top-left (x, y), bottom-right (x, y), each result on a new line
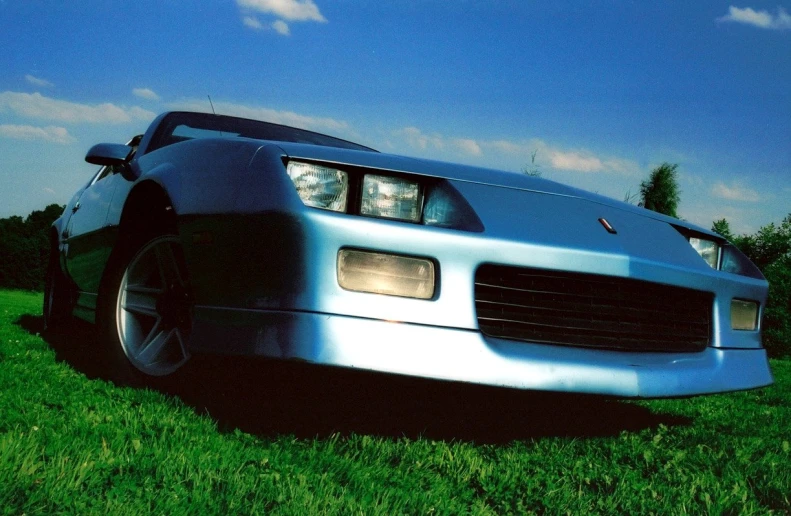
top-left (132, 138), bottom-right (274, 217)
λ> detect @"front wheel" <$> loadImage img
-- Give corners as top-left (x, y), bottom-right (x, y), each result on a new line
top-left (99, 235), bottom-right (193, 382)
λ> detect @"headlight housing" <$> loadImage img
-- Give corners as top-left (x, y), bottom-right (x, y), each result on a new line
top-left (360, 174), bottom-right (422, 222)
top-left (286, 161), bottom-right (348, 212)
top-left (674, 225), bottom-right (764, 280)
top-left (720, 243), bottom-right (764, 279)
top-left (286, 160), bottom-right (483, 231)
top-left (689, 237), bottom-right (720, 269)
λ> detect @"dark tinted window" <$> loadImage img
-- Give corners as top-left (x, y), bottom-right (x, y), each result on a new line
top-left (146, 112), bottom-right (376, 154)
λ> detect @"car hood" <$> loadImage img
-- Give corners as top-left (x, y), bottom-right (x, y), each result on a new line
top-left (273, 141), bottom-right (719, 239)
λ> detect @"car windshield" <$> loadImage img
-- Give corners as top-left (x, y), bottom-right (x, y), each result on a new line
top-left (145, 111), bottom-right (376, 154)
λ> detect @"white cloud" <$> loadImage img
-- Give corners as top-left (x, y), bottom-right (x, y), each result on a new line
top-left (243, 16), bottom-right (264, 29)
top-left (397, 127), bottom-right (445, 151)
top-left (453, 138), bottom-right (482, 156)
top-left (548, 150), bottom-right (604, 172)
top-left (0, 124), bottom-right (75, 144)
top-left (272, 20), bottom-right (290, 35)
top-left (168, 99), bottom-right (348, 133)
top-left (237, 0), bottom-right (326, 22)
top-left (396, 128), bottom-right (638, 174)
top-left (711, 181), bottom-right (761, 201)
top-left (129, 106), bottom-right (156, 120)
top-left (490, 139), bottom-right (533, 155)
top-left (132, 88), bottom-right (160, 101)
top-left (243, 15), bottom-right (290, 35)
top-left (0, 91), bottom-right (155, 124)
top-left (717, 6), bottom-right (791, 30)
top-left (25, 75), bottom-right (54, 88)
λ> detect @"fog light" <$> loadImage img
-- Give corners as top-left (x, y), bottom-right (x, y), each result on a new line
top-left (337, 249), bottom-right (435, 299)
top-left (731, 299), bottom-right (758, 331)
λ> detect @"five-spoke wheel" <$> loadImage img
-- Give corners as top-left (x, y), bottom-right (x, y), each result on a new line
top-left (112, 235), bottom-right (192, 377)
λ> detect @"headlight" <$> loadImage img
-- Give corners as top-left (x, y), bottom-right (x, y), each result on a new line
top-left (360, 174), bottom-right (422, 222)
top-left (675, 225), bottom-right (764, 279)
top-left (287, 161), bottom-right (348, 212)
top-left (689, 237), bottom-right (720, 269)
top-left (286, 160), bottom-right (483, 232)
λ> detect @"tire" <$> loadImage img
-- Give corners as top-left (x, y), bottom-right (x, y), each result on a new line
top-left (98, 235), bottom-right (193, 384)
top-left (43, 244), bottom-right (73, 332)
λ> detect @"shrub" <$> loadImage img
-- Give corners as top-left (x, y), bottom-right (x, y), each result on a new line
top-left (763, 255), bottom-right (791, 357)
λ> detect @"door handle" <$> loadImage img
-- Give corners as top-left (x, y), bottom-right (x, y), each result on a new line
top-left (72, 202), bottom-right (80, 213)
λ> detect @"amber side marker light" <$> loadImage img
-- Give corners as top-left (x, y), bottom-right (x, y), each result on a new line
top-left (731, 299), bottom-right (758, 331)
top-left (337, 249), bottom-right (435, 300)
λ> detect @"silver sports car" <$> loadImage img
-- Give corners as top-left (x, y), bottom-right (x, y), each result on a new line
top-left (45, 111), bottom-right (774, 397)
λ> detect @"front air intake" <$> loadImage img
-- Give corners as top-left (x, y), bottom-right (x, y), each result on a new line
top-left (475, 264), bottom-right (712, 353)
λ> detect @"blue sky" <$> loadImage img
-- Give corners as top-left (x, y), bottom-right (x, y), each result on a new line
top-left (1, 1), bottom-right (788, 234)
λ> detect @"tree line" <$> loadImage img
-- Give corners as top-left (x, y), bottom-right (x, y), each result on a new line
top-left (0, 204), bottom-right (63, 291)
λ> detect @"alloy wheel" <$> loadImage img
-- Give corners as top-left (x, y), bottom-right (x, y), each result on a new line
top-left (115, 236), bottom-right (192, 376)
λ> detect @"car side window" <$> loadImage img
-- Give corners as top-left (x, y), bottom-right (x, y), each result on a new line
top-left (94, 166), bottom-right (114, 182)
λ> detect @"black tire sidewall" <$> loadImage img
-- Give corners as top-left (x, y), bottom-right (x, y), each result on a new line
top-left (97, 233), bottom-right (188, 387)
top-left (43, 245), bottom-right (72, 332)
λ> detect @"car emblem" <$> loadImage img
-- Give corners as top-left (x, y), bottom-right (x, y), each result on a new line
top-left (598, 218), bottom-right (617, 234)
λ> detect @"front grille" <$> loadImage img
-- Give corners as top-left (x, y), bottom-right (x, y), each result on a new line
top-left (475, 264), bottom-right (712, 352)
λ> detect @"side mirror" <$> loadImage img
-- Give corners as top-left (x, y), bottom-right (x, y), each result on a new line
top-left (85, 143), bottom-right (134, 166)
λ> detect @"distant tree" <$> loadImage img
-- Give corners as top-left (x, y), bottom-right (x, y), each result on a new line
top-left (733, 214), bottom-right (791, 271)
top-left (521, 150), bottom-right (542, 177)
top-left (639, 163), bottom-right (680, 218)
top-left (711, 218), bottom-right (734, 241)
top-left (0, 204), bottom-right (64, 291)
top-left (764, 254), bottom-right (791, 357)
top-left (26, 204), bottom-right (65, 236)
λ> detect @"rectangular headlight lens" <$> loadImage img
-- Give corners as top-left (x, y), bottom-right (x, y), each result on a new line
top-left (337, 249), bottom-right (435, 299)
top-left (287, 161), bottom-right (348, 212)
top-left (689, 237), bottom-right (720, 269)
top-left (731, 299), bottom-right (758, 331)
top-left (360, 174), bottom-right (422, 222)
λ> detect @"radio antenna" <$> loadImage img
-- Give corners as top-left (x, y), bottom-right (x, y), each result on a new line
top-left (208, 95), bottom-right (217, 115)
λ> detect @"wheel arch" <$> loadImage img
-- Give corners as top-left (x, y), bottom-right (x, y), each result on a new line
top-left (98, 180), bottom-right (180, 305)
top-left (117, 179), bottom-right (179, 247)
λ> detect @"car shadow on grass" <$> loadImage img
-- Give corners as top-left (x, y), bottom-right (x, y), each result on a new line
top-left (17, 314), bottom-right (108, 382)
top-left (20, 314), bottom-right (692, 444)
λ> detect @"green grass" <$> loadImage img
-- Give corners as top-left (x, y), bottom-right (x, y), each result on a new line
top-left (1, 289), bottom-right (789, 514)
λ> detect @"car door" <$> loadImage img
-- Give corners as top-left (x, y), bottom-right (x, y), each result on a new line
top-left (63, 164), bottom-right (123, 296)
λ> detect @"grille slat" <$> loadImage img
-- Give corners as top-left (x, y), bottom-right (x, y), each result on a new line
top-left (475, 265), bottom-right (712, 352)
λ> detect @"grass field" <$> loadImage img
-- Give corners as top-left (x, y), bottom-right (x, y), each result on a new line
top-left (1, 289), bottom-right (789, 514)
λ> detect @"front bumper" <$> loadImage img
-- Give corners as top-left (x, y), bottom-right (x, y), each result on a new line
top-left (189, 307), bottom-right (774, 398)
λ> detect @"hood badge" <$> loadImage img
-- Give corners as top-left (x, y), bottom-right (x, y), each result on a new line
top-left (598, 218), bottom-right (617, 234)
